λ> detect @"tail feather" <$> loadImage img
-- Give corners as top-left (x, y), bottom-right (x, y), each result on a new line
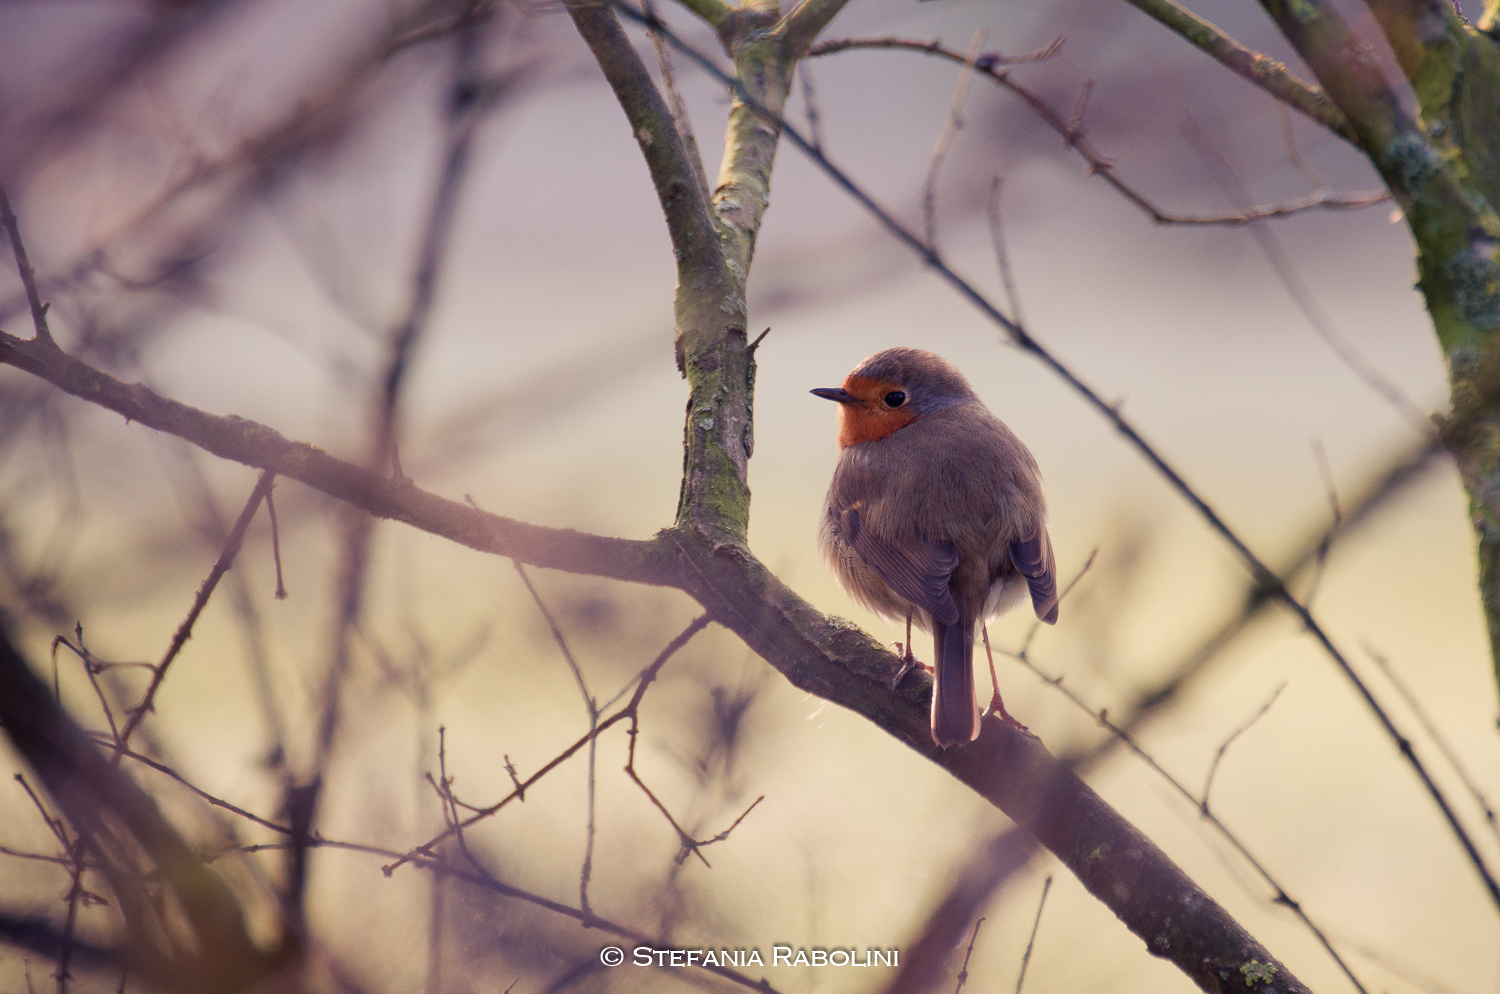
top-left (931, 617), bottom-right (979, 747)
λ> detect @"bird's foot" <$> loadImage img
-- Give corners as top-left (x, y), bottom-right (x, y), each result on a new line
top-left (889, 643), bottom-right (933, 689)
top-left (984, 690), bottom-right (1030, 733)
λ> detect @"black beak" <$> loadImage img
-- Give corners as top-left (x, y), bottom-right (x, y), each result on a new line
top-left (811, 387), bottom-right (856, 404)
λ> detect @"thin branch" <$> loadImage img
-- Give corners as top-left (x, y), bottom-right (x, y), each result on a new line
top-left (952, 916), bottom-right (984, 994)
top-left (266, 477), bottom-right (287, 600)
top-left (1201, 685), bottom-right (1285, 814)
top-left (641, 0), bottom-right (711, 198)
top-left (115, 469), bottom-right (276, 752)
top-left (1366, 647), bottom-right (1500, 843)
top-left (922, 30), bottom-right (985, 255)
top-left (1280, 104), bottom-right (1327, 190)
top-left (1304, 439), bottom-right (1342, 607)
top-left (0, 846), bottom-right (78, 870)
top-left (807, 36), bottom-right (1386, 225)
top-left (52, 631), bottom-right (121, 747)
top-left (217, 836), bottom-right (787, 994)
top-left (511, 559), bottom-right (601, 910)
top-left (1121, 0), bottom-right (1356, 142)
top-left (87, 734), bottom-right (293, 837)
top-left (0, 186), bottom-right (55, 346)
top-left (798, 61), bottom-right (826, 154)
top-left (781, 0), bottom-right (856, 55)
top-left (513, 562), bottom-right (596, 720)
top-left (1009, 648), bottom-right (1369, 994)
top-left (383, 615), bottom-right (713, 875)
top-left (986, 177), bottom-right (1026, 328)
top-left (0, 330), bottom-right (677, 585)
top-left (621, 3), bottom-right (1500, 913)
top-left (1180, 118), bottom-right (1432, 436)
top-left (877, 830), bottom-right (1037, 994)
top-left (1013, 877), bottom-right (1052, 994)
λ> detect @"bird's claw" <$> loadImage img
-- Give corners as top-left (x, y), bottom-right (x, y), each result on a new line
top-left (983, 691), bottom-right (1031, 733)
top-left (889, 642), bottom-right (932, 689)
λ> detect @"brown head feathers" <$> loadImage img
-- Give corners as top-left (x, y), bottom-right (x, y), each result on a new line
top-left (812, 348), bottom-right (980, 449)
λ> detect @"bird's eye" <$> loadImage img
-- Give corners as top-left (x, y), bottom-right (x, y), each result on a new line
top-left (883, 391), bottom-right (906, 408)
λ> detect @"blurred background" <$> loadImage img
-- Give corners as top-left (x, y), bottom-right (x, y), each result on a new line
top-left (0, 0), bottom-right (1495, 991)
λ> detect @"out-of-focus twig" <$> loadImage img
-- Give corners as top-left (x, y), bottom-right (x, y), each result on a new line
top-left (922, 30), bottom-right (985, 254)
top-left (1013, 876), bottom-right (1052, 994)
top-left (623, 7), bottom-right (1497, 909)
top-left (807, 36), bottom-right (1386, 226)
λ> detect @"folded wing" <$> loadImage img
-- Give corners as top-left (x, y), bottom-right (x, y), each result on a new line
top-left (835, 506), bottom-right (960, 626)
top-left (1010, 528), bottom-right (1059, 624)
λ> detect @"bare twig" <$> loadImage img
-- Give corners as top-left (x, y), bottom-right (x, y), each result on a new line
top-left (383, 615), bottom-right (713, 875)
top-left (266, 483), bottom-right (287, 600)
top-left (1180, 118), bottom-right (1432, 436)
top-left (1201, 685), bottom-right (1285, 814)
top-left (511, 559), bottom-right (601, 909)
top-left (1120, 0), bottom-right (1356, 142)
top-left (0, 187), bottom-right (55, 346)
top-left (807, 36), bottom-right (1386, 225)
top-left (623, 4), bottom-right (1500, 912)
top-left (115, 469), bottom-right (276, 753)
top-left (1008, 650), bottom-right (1369, 994)
top-left (986, 177), bottom-right (1025, 328)
top-left (952, 916), bottom-right (984, 994)
top-left (1303, 439), bottom-right (1342, 606)
top-left (1280, 104), bottom-right (1326, 190)
top-left (87, 734), bottom-right (293, 837)
top-left (52, 630), bottom-right (121, 747)
top-left (798, 62), bottom-right (826, 153)
top-left (1014, 877), bottom-right (1052, 994)
top-left (1366, 647), bottom-right (1500, 843)
top-left (641, 0), bottom-right (711, 197)
top-left (922, 30), bottom-right (985, 254)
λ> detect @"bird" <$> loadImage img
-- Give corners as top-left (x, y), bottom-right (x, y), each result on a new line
top-left (812, 347), bottom-right (1058, 748)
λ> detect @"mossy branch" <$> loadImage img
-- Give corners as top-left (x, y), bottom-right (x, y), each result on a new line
top-left (780, 0), bottom-right (855, 55)
top-left (670, 0), bottom-right (731, 28)
top-left (1124, 0), bottom-right (1357, 143)
top-left (1253, 0), bottom-right (1500, 709)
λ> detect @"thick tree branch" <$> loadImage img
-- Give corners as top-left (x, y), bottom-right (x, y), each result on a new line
top-left (663, 537), bottom-right (1312, 994)
top-left (781, 0), bottom-right (854, 55)
top-left (569, 0), bottom-right (760, 546)
top-left (669, 0), bottom-right (732, 28)
top-left (1123, 0), bottom-right (1357, 143)
top-left (566, 1), bottom-right (718, 282)
top-left (630, 2), bottom-right (1500, 910)
top-left (3, 325), bottom-right (1313, 994)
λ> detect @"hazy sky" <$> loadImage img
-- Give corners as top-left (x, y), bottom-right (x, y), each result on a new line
top-left (0, 1), bottom-right (1495, 991)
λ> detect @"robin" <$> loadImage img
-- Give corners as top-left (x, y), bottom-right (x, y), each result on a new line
top-left (812, 347), bottom-right (1058, 747)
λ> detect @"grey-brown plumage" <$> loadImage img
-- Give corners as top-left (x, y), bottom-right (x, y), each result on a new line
top-left (813, 348), bottom-right (1058, 747)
